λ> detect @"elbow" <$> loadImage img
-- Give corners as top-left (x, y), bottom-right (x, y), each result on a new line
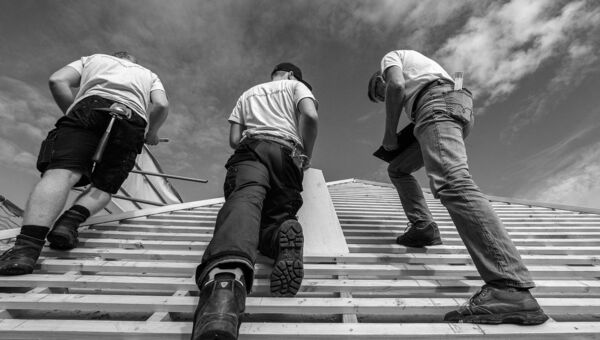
top-left (386, 80), bottom-right (404, 95)
top-left (48, 76), bottom-right (63, 90)
top-left (155, 98), bottom-right (169, 111)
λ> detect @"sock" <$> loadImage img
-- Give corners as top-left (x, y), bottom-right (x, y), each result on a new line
top-left (208, 267), bottom-right (244, 282)
top-left (68, 205), bottom-right (91, 220)
top-left (20, 225), bottom-right (50, 240)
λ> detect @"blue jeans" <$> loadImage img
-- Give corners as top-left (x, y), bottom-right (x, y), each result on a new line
top-left (195, 138), bottom-right (304, 292)
top-left (388, 83), bottom-right (535, 289)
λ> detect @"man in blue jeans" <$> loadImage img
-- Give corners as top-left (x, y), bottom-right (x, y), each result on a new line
top-left (367, 50), bottom-right (548, 325)
top-left (191, 63), bottom-right (318, 340)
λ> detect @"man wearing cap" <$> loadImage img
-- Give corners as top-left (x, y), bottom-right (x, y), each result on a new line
top-left (191, 62), bottom-right (318, 340)
top-left (367, 50), bottom-right (548, 325)
top-left (0, 51), bottom-right (169, 276)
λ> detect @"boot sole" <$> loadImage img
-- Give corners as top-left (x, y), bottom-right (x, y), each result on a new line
top-left (47, 229), bottom-right (78, 250)
top-left (445, 309), bottom-right (549, 325)
top-left (397, 239), bottom-right (443, 248)
top-left (270, 220), bottom-right (304, 297)
top-left (0, 263), bottom-right (34, 276)
top-left (193, 316), bottom-right (238, 340)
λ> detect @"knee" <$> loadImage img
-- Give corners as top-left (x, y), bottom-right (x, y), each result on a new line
top-left (43, 168), bottom-right (82, 186)
top-left (430, 169), bottom-right (478, 196)
top-left (387, 164), bottom-right (411, 179)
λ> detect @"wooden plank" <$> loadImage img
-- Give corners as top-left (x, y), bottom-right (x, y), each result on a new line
top-left (83, 197), bottom-right (225, 227)
top-left (0, 227), bottom-right (19, 241)
top-left (35, 259), bottom-right (600, 278)
top-left (2, 320), bottom-right (600, 339)
top-left (39, 248), bottom-right (600, 266)
top-left (347, 244), bottom-right (600, 255)
top-left (1, 293), bottom-right (599, 316)
top-left (3, 274), bottom-right (600, 296)
top-left (298, 169), bottom-right (349, 255)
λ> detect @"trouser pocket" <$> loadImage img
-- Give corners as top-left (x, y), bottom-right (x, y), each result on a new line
top-left (445, 90), bottom-right (473, 125)
top-left (36, 128), bottom-right (58, 172)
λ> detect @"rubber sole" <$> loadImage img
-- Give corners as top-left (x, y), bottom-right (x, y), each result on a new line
top-left (0, 263), bottom-right (34, 276)
top-left (47, 229), bottom-right (78, 250)
top-left (193, 315), bottom-right (239, 340)
top-left (445, 309), bottom-right (549, 325)
top-left (270, 220), bottom-right (304, 297)
top-left (396, 238), bottom-right (443, 248)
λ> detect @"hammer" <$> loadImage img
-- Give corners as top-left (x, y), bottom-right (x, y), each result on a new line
top-left (92, 103), bottom-right (133, 163)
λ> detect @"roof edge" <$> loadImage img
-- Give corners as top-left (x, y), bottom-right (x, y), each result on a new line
top-left (325, 178), bottom-right (600, 215)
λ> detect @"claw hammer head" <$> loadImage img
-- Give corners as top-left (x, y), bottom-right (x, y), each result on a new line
top-left (94, 103), bottom-right (132, 120)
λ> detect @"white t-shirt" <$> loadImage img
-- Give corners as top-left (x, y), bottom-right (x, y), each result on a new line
top-left (66, 54), bottom-right (165, 121)
top-left (380, 50), bottom-right (453, 121)
top-left (228, 79), bottom-right (317, 147)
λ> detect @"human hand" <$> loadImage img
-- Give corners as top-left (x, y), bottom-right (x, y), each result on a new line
top-left (382, 143), bottom-right (399, 152)
top-left (145, 131), bottom-right (160, 145)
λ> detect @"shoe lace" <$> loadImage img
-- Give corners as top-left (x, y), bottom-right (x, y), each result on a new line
top-left (0, 247), bottom-right (18, 260)
top-left (460, 285), bottom-right (492, 313)
top-left (403, 222), bottom-right (414, 233)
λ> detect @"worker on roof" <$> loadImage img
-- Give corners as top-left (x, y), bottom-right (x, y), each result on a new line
top-left (0, 51), bottom-right (169, 275)
top-left (367, 49), bottom-right (548, 325)
top-left (191, 62), bottom-right (318, 340)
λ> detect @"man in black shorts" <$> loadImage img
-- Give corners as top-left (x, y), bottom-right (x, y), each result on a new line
top-left (0, 51), bottom-right (169, 275)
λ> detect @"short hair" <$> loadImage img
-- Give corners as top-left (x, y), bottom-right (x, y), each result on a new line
top-left (112, 51), bottom-right (137, 64)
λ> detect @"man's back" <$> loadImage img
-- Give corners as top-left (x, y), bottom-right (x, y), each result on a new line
top-left (229, 79), bottom-right (315, 146)
top-left (66, 54), bottom-right (164, 120)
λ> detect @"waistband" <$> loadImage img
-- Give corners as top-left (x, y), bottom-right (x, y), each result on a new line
top-left (242, 134), bottom-right (303, 152)
top-left (413, 79), bottom-right (453, 109)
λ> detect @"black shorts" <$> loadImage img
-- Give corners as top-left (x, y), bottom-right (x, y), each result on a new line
top-left (36, 96), bottom-right (147, 194)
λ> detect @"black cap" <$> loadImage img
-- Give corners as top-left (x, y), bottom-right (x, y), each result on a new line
top-left (272, 62), bottom-right (312, 91)
top-left (367, 70), bottom-right (384, 103)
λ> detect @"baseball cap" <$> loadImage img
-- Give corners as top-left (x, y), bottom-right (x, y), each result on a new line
top-left (367, 70), bottom-right (384, 103)
top-left (271, 62), bottom-right (312, 91)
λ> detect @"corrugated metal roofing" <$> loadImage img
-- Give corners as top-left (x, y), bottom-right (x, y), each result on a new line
top-left (1, 178), bottom-right (600, 339)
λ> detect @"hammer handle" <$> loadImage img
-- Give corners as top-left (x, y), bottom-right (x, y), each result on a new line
top-left (93, 117), bottom-right (117, 163)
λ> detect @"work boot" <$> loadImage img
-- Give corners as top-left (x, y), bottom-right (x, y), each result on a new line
top-left (191, 268), bottom-right (246, 340)
top-left (396, 221), bottom-right (442, 247)
top-left (444, 284), bottom-right (549, 325)
top-left (270, 219), bottom-right (304, 296)
top-left (47, 210), bottom-right (86, 250)
top-left (0, 234), bottom-right (45, 275)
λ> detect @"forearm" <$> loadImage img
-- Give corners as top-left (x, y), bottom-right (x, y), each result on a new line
top-left (383, 86), bottom-right (405, 145)
top-left (299, 114), bottom-right (318, 159)
top-left (147, 106), bottom-right (168, 134)
top-left (49, 81), bottom-right (75, 114)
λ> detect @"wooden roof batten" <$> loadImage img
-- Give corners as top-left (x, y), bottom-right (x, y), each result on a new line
top-left (1, 172), bottom-right (600, 338)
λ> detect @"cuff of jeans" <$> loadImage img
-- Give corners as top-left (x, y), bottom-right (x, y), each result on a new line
top-left (195, 254), bottom-right (255, 293)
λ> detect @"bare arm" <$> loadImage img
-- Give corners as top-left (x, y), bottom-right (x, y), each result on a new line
top-left (298, 97), bottom-right (319, 161)
top-left (229, 122), bottom-right (245, 149)
top-left (48, 66), bottom-right (81, 114)
top-left (383, 66), bottom-right (406, 150)
top-left (145, 90), bottom-right (169, 145)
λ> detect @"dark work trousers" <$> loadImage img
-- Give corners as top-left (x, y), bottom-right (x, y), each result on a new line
top-left (195, 138), bottom-right (304, 292)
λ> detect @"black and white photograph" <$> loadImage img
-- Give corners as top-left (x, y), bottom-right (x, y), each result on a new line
top-left (1, 0), bottom-right (600, 339)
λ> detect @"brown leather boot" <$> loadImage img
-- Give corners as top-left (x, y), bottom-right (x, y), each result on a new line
top-left (47, 210), bottom-right (87, 250)
top-left (191, 268), bottom-right (246, 340)
top-left (0, 234), bottom-right (45, 275)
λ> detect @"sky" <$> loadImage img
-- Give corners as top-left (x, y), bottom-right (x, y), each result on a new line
top-left (1, 0), bottom-right (600, 210)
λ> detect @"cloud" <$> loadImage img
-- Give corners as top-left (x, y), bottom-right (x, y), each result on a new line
top-left (436, 0), bottom-right (600, 108)
top-left (0, 137), bottom-right (36, 172)
top-left (513, 124), bottom-right (600, 209)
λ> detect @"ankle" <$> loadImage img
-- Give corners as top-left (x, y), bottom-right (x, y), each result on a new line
top-left (207, 267), bottom-right (244, 283)
top-left (20, 225), bottom-right (50, 240)
top-left (68, 205), bottom-right (91, 220)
